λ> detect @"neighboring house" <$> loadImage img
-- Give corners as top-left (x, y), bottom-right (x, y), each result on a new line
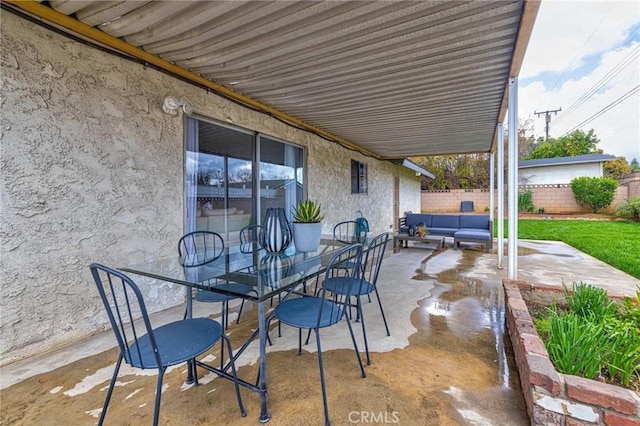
top-left (518, 154), bottom-right (617, 185)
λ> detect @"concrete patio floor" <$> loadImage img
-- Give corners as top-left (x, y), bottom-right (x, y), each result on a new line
top-left (1, 239), bottom-right (638, 425)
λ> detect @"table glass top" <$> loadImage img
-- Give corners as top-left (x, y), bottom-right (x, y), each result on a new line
top-left (121, 236), bottom-right (368, 301)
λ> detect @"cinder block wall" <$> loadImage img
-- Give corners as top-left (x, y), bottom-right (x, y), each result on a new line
top-left (421, 185), bottom-right (630, 214)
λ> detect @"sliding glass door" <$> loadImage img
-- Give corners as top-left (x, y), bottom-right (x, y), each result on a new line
top-left (258, 135), bottom-right (304, 221)
top-left (185, 117), bottom-right (304, 245)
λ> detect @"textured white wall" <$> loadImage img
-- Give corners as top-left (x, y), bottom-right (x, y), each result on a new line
top-left (520, 163), bottom-right (602, 184)
top-left (0, 12), bottom-right (420, 364)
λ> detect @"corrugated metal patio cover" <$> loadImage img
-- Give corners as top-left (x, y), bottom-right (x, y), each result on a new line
top-left (21, 0), bottom-right (533, 158)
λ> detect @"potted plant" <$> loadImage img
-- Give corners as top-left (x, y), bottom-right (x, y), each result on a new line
top-left (291, 199), bottom-right (324, 252)
top-left (416, 222), bottom-right (428, 237)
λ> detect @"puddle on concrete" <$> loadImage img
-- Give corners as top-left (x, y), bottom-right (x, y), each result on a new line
top-left (408, 246), bottom-right (528, 424)
top-left (1, 245), bottom-right (528, 426)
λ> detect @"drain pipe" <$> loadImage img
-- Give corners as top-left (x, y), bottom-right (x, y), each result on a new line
top-left (507, 77), bottom-right (519, 279)
top-left (497, 123), bottom-right (504, 269)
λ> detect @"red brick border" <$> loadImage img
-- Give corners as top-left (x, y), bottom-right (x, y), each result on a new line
top-left (503, 279), bottom-right (640, 425)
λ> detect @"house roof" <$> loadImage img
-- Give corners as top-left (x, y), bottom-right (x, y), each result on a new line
top-left (518, 154), bottom-right (618, 169)
top-left (3, 0), bottom-right (539, 160)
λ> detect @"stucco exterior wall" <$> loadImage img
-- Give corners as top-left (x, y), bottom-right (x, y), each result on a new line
top-left (0, 12), bottom-right (420, 364)
top-left (520, 162), bottom-right (602, 184)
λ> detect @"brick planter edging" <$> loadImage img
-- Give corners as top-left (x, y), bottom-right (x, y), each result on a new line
top-left (503, 279), bottom-right (640, 425)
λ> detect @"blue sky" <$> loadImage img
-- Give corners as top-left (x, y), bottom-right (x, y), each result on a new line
top-left (519, 0), bottom-right (640, 162)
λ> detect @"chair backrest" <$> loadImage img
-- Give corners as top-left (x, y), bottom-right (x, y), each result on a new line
top-left (317, 243), bottom-right (363, 324)
top-left (90, 263), bottom-right (161, 369)
top-left (178, 231), bottom-right (225, 267)
top-left (360, 232), bottom-right (389, 290)
top-left (239, 224), bottom-right (264, 253)
top-left (333, 221), bottom-right (366, 244)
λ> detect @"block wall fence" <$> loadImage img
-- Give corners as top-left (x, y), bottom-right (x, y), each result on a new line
top-left (421, 173), bottom-right (639, 214)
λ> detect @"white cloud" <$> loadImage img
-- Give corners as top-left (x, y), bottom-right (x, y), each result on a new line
top-left (521, 0), bottom-right (639, 79)
top-left (518, 1), bottom-right (640, 162)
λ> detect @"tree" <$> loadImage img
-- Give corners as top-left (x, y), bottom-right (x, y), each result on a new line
top-left (630, 158), bottom-right (640, 172)
top-left (570, 176), bottom-right (618, 213)
top-left (604, 157), bottom-right (631, 180)
top-left (526, 129), bottom-right (602, 159)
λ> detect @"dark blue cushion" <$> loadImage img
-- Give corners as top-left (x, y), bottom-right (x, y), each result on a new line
top-left (405, 214), bottom-right (431, 227)
top-left (428, 227), bottom-right (458, 236)
top-left (454, 229), bottom-right (491, 240)
top-left (431, 215), bottom-right (459, 228)
top-left (459, 215), bottom-right (490, 230)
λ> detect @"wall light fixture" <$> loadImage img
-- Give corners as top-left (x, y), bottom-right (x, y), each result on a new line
top-left (162, 96), bottom-right (193, 115)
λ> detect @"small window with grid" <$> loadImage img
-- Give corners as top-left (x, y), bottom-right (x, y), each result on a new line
top-left (351, 160), bottom-right (368, 194)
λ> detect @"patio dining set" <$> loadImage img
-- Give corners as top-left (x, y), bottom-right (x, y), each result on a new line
top-left (90, 220), bottom-right (391, 426)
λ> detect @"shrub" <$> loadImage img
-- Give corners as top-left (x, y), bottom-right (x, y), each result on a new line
top-left (615, 196), bottom-right (640, 221)
top-left (546, 310), bottom-right (608, 379)
top-left (518, 189), bottom-right (535, 213)
top-left (570, 176), bottom-right (618, 213)
top-left (563, 281), bottom-right (618, 321)
top-left (540, 282), bottom-right (640, 388)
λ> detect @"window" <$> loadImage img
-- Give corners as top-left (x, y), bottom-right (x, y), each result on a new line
top-left (351, 160), bottom-right (368, 194)
top-left (185, 117), bottom-right (305, 244)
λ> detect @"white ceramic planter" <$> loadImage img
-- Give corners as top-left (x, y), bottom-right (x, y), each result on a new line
top-left (292, 222), bottom-right (322, 252)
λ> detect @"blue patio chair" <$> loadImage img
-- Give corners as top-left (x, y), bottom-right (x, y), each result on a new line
top-left (322, 232), bottom-right (391, 365)
top-left (179, 231), bottom-right (257, 369)
top-left (333, 220), bottom-right (367, 244)
top-left (271, 243), bottom-right (367, 426)
top-left (178, 231), bottom-right (255, 330)
top-left (89, 263), bottom-right (245, 426)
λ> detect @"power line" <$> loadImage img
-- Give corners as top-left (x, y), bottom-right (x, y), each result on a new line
top-left (562, 85), bottom-right (640, 135)
top-left (554, 43), bottom-right (639, 125)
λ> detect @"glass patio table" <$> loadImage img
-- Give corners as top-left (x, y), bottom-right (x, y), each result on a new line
top-left (121, 235), bottom-right (366, 423)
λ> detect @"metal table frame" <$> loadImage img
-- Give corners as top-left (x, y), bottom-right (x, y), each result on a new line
top-left (121, 237), bottom-right (356, 423)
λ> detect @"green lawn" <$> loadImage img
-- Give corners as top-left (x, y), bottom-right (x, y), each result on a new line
top-left (496, 220), bottom-right (640, 280)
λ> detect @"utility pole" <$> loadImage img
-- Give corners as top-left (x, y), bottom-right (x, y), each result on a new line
top-left (534, 108), bottom-right (561, 140)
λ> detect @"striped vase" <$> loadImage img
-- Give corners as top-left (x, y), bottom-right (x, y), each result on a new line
top-left (259, 207), bottom-right (292, 253)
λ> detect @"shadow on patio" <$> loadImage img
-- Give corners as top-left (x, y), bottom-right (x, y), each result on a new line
top-left (3, 240), bottom-right (637, 425)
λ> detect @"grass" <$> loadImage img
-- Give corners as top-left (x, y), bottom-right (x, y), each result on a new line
top-left (496, 220), bottom-right (640, 279)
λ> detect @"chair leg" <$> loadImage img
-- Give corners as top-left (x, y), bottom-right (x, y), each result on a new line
top-left (152, 368), bottom-right (166, 426)
top-left (98, 354), bottom-right (123, 426)
top-left (298, 328), bottom-right (303, 355)
top-left (304, 328), bottom-right (312, 346)
top-left (236, 300), bottom-right (246, 324)
top-left (374, 289), bottom-right (391, 337)
top-left (356, 297), bottom-right (371, 365)
top-left (188, 359), bottom-right (200, 385)
top-left (313, 328), bottom-right (331, 426)
top-left (222, 335), bottom-right (247, 417)
top-left (220, 302), bottom-right (226, 369)
top-left (344, 314), bottom-right (366, 378)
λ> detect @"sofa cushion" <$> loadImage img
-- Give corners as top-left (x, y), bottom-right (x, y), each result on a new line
top-left (405, 214), bottom-right (431, 227)
top-left (454, 229), bottom-right (491, 241)
top-left (431, 215), bottom-right (459, 229)
top-left (428, 227), bottom-right (458, 236)
top-left (459, 215), bottom-right (490, 230)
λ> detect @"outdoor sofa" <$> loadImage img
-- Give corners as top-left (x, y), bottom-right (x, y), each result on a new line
top-left (399, 213), bottom-right (493, 252)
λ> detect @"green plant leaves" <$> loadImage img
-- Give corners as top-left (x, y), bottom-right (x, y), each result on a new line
top-left (540, 282), bottom-right (640, 387)
top-left (291, 199), bottom-right (324, 223)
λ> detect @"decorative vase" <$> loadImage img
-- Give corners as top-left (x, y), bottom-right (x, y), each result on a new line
top-left (292, 222), bottom-right (322, 252)
top-left (408, 225), bottom-right (416, 236)
top-left (260, 253), bottom-right (293, 289)
top-left (259, 207), bottom-right (292, 253)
